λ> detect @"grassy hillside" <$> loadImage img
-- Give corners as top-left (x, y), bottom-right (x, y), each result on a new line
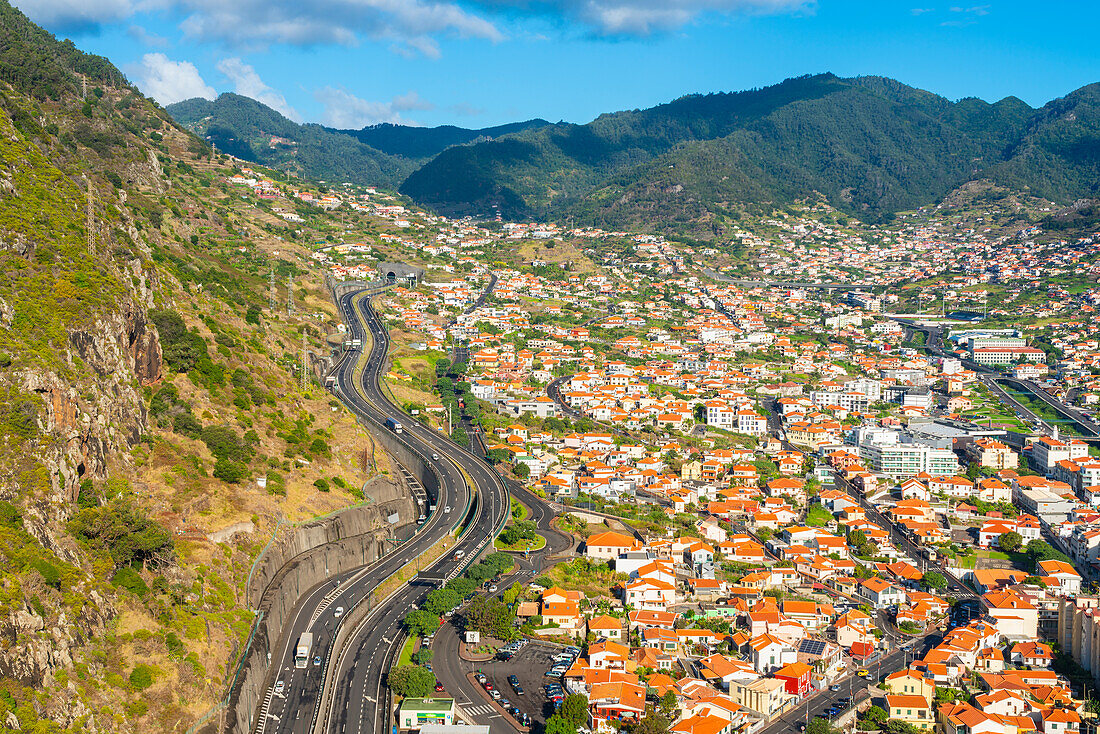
top-left (0, 2), bottom-right (387, 730)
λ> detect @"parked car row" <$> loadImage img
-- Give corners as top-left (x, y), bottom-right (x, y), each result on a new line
top-left (822, 696), bottom-right (852, 720)
top-left (544, 646), bottom-right (580, 679)
top-left (497, 638), bottom-right (529, 661)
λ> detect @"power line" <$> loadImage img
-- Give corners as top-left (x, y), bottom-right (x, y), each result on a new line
top-left (269, 268), bottom-right (277, 312)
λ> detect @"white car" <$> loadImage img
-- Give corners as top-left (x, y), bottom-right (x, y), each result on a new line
top-left (334, 606), bottom-right (344, 618)
top-left (444, 506), bottom-right (452, 514)
top-left (274, 680), bottom-right (285, 694)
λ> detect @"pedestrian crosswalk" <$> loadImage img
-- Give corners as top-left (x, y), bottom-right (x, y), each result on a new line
top-left (463, 704), bottom-right (496, 718)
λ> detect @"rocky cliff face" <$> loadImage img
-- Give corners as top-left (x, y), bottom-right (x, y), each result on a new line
top-left (0, 588), bottom-right (115, 687)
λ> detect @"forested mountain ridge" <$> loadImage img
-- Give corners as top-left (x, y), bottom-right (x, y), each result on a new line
top-left (0, 2), bottom-right (381, 729)
top-left (168, 93), bottom-right (549, 187)
top-left (400, 74), bottom-right (1100, 231)
top-left (332, 118), bottom-right (550, 159)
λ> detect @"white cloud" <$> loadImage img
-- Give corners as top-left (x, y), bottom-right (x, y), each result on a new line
top-left (314, 86), bottom-right (429, 128)
top-left (472, 0), bottom-right (810, 35)
top-left (216, 57), bottom-right (301, 121)
top-left (177, 0), bottom-right (502, 53)
top-left (132, 52), bottom-right (215, 104)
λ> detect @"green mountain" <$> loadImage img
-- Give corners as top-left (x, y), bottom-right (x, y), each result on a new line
top-left (167, 93), bottom-right (548, 187)
top-left (333, 119), bottom-right (550, 159)
top-left (400, 73), bottom-right (1100, 228)
top-left (168, 93), bottom-right (413, 185)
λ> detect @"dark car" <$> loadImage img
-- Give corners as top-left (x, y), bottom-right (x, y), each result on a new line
top-left (434, 682), bottom-right (445, 693)
top-left (514, 686), bottom-right (525, 696)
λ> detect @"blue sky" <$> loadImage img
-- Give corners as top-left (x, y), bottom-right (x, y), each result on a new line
top-left (14, 0), bottom-right (1100, 129)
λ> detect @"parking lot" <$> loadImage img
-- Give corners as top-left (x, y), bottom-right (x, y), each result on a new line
top-left (474, 640), bottom-right (577, 728)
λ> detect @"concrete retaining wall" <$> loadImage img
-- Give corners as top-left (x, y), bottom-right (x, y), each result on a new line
top-left (225, 434), bottom-right (443, 734)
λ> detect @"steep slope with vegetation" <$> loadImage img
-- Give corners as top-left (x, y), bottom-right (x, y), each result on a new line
top-left (167, 94), bottom-right (549, 188)
top-left (0, 3), bottom-right (388, 730)
top-left (400, 73), bottom-right (1100, 232)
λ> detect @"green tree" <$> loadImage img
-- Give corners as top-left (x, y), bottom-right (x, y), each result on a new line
top-left (387, 665), bottom-right (435, 697)
top-left (466, 595), bottom-right (515, 639)
top-left (561, 694), bottom-right (589, 726)
top-left (403, 609), bottom-right (441, 637)
top-left (998, 531), bottom-right (1022, 552)
top-left (129, 664), bottom-right (155, 691)
top-left (633, 709), bottom-right (671, 734)
top-left (808, 717), bottom-right (838, 734)
top-left (659, 691), bottom-right (679, 718)
top-left (862, 705), bottom-right (888, 728)
top-left (545, 715), bottom-right (577, 734)
top-left (447, 577), bottom-right (476, 598)
top-left (424, 588), bottom-right (462, 616)
top-left (921, 571), bottom-right (947, 591)
top-left (848, 530), bottom-right (867, 547)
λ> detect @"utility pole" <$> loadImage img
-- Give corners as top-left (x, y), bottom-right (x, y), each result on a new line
top-left (269, 268), bottom-right (277, 312)
top-left (287, 274), bottom-right (294, 316)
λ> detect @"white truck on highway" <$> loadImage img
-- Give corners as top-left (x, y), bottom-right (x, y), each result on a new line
top-left (295, 632), bottom-right (313, 669)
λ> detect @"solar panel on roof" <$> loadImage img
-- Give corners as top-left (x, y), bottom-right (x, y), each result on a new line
top-left (798, 639), bottom-right (827, 655)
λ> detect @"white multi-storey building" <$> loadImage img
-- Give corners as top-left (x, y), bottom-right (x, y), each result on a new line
top-left (853, 427), bottom-right (960, 480)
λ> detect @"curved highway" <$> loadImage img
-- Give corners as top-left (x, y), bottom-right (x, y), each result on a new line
top-left (253, 286), bottom-right (510, 734)
top-left (320, 290), bottom-right (511, 734)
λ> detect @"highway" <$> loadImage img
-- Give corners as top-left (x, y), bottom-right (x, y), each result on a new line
top-left (898, 320), bottom-right (1100, 440)
top-left (321, 291), bottom-right (512, 734)
top-left (253, 285), bottom-right (510, 734)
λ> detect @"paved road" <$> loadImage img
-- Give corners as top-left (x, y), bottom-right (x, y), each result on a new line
top-left (256, 282), bottom-right (468, 734)
top-left (761, 636), bottom-right (939, 734)
top-left (315, 292), bottom-right (512, 734)
top-left (431, 419), bottom-right (575, 732)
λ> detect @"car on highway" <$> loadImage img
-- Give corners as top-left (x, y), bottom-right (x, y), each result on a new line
top-left (417, 515), bottom-right (426, 524)
top-left (857, 669), bottom-right (869, 677)
top-left (313, 655), bottom-right (322, 666)
top-left (444, 506), bottom-right (452, 513)
top-left (334, 606), bottom-right (344, 618)
top-left (274, 680), bottom-right (285, 695)
top-left (432, 453), bottom-right (440, 461)
top-left (488, 585), bottom-right (498, 593)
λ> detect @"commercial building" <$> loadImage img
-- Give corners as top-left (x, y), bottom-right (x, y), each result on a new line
top-left (852, 427), bottom-right (959, 480)
top-left (969, 346), bottom-right (1046, 365)
top-left (1012, 485), bottom-right (1077, 524)
top-left (399, 699), bottom-right (456, 730)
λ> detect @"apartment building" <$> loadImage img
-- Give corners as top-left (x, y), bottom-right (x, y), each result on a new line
top-left (965, 438), bottom-right (1018, 470)
top-left (853, 428), bottom-right (959, 480)
top-left (1031, 436), bottom-right (1091, 475)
